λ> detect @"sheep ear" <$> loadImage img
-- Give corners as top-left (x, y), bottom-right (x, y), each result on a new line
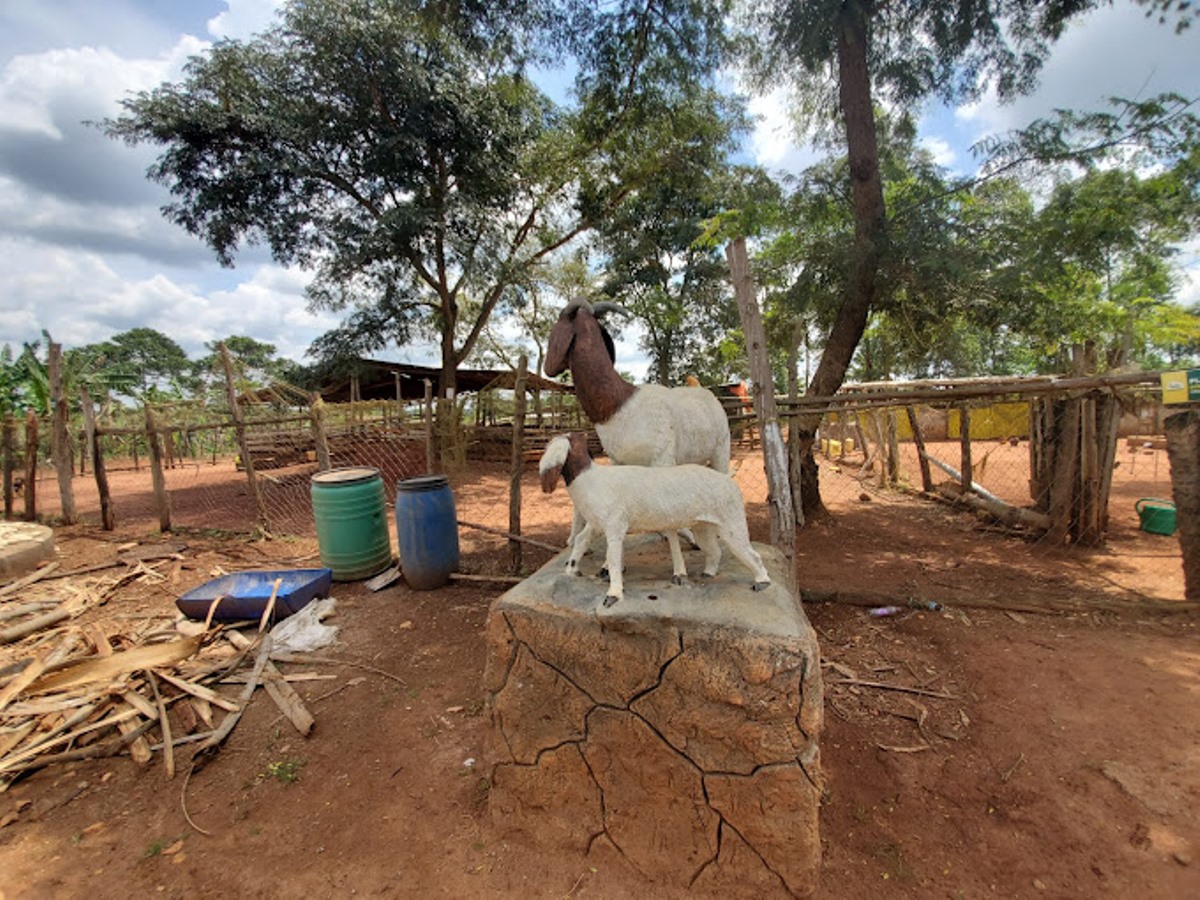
top-left (544, 317), bottom-right (574, 377)
top-left (540, 465), bottom-right (562, 494)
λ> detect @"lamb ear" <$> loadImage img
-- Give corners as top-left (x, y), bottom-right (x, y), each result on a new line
top-left (540, 464), bottom-right (562, 494)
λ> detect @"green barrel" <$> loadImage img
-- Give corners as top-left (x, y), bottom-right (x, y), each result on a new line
top-left (310, 466), bottom-right (393, 581)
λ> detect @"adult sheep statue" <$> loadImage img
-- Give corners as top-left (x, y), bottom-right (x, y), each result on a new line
top-left (543, 300), bottom-right (731, 472)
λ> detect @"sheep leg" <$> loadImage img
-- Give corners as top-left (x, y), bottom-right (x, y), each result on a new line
top-left (694, 523), bottom-right (722, 577)
top-left (567, 522), bottom-right (596, 576)
top-left (601, 524), bottom-right (627, 607)
top-left (568, 508), bottom-right (591, 553)
top-left (667, 532), bottom-right (688, 585)
top-left (718, 525), bottom-right (771, 590)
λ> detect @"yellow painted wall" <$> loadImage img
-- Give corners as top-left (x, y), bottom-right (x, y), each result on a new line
top-left (947, 401), bottom-right (1030, 440)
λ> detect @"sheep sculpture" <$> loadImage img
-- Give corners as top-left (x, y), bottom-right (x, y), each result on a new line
top-left (539, 432), bottom-right (771, 608)
top-left (544, 299), bottom-right (731, 471)
top-left (544, 298), bottom-right (732, 550)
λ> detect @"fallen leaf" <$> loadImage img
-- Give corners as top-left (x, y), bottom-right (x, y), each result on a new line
top-left (446, 706), bottom-right (464, 714)
top-left (0, 812), bottom-right (18, 828)
top-left (399, 621), bottom-right (414, 630)
top-left (162, 840), bottom-right (185, 856)
top-left (80, 822), bottom-right (105, 837)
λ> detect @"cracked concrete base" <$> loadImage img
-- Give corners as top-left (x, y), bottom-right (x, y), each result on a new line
top-left (484, 541), bottom-right (823, 898)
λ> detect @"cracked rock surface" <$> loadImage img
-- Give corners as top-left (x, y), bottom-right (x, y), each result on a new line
top-left (485, 542), bottom-right (823, 898)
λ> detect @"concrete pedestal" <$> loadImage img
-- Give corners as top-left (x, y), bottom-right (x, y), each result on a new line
top-left (0, 522), bottom-right (55, 579)
top-left (484, 541), bottom-right (823, 897)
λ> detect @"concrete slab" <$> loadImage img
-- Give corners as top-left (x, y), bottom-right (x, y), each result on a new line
top-left (0, 522), bottom-right (56, 580)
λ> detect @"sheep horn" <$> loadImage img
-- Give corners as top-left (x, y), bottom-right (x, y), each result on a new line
top-left (559, 299), bottom-right (593, 319)
top-left (591, 301), bottom-right (632, 320)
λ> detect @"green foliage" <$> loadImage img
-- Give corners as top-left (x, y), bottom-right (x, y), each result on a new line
top-left (104, 0), bottom-right (743, 427)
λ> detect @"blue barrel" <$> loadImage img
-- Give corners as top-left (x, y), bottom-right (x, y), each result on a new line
top-left (310, 466), bottom-right (393, 581)
top-left (395, 475), bottom-right (459, 590)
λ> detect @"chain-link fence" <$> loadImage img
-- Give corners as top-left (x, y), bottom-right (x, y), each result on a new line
top-left (3, 374), bottom-right (1186, 603)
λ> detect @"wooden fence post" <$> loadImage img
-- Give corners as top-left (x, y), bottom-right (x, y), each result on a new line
top-left (1079, 394), bottom-right (1101, 544)
top-left (80, 389), bottom-right (115, 531)
top-left (144, 404), bottom-right (171, 532)
top-left (905, 406), bottom-right (933, 492)
top-left (509, 355), bottom-right (528, 576)
top-left (2, 417), bottom-right (14, 519)
top-left (423, 379), bottom-right (434, 474)
top-left (1046, 398), bottom-right (1082, 544)
top-left (958, 404), bottom-right (973, 495)
top-left (48, 342), bottom-right (77, 525)
top-left (726, 237), bottom-right (799, 551)
top-left (309, 395), bottom-right (331, 471)
top-left (220, 342), bottom-right (269, 530)
top-left (23, 410), bottom-right (37, 521)
top-left (885, 407), bottom-right (900, 484)
top-left (1164, 410), bottom-right (1200, 603)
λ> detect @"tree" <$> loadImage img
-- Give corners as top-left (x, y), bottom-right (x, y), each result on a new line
top-left (739, 0), bottom-right (1190, 514)
top-left (979, 93), bottom-right (1200, 371)
top-left (105, 0), bottom-right (738, 461)
top-left (594, 88), bottom-right (750, 386)
top-left (194, 335), bottom-right (296, 401)
top-left (80, 327), bottom-right (193, 399)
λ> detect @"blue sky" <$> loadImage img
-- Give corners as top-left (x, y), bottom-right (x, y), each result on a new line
top-left (1, 0), bottom-right (1197, 378)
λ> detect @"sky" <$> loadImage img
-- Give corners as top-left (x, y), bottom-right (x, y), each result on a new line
top-left (1, 0), bottom-right (1198, 379)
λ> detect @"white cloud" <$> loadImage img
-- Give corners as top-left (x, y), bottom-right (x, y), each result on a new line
top-left (920, 135), bottom-right (956, 169)
top-left (956, 4), bottom-right (1200, 146)
top-left (207, 0), bottom-right (285, 41)
top-left (745, 87), bottom-right (822, 177)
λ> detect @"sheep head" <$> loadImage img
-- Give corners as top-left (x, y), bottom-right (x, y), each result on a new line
top-left (544, 300), bottom-right (624, 378)
top-left (539, 432), bottom-right (591, 492)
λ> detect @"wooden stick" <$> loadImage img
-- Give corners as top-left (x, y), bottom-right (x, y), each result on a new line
top-left (456, 519), bottom-right (562, 553)
top-left (448, 572), bottom-right (523, 585)
top-left (190, 635), bottom-right (273, 772)
top-left (153, 670), bottom-right (241, 712)
top-left (0, 718), bottom-right (156, 774)
top-left (831, 678), bottom-right (956, 700)
top-left (0, 648), bottom-right (53, 714)
top-left (0, 601), bottom-right (60, 623)
top-left (266, 653), bottom-right (407, 687)
top-left (118, 698), bottom-right (153, 766)
top-left (262, 661), bottom-right (315, 736)
top-left (27, 635), bottom-right (203, 694)
top-left (147, 671), bottom-right (174, 779)
top-left (0, 607), bottom-right (71, 645)
top-left (0, 562), bottom-right (60, 599)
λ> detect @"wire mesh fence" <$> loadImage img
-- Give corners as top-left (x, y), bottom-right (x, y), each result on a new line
top-left (2, 376), bottom-right (1186, 604)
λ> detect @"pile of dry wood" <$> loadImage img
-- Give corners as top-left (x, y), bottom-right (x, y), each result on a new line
top-left (0, 551), bottom-right (318, 792)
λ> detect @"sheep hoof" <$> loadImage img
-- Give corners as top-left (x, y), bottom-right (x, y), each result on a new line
top-left (700, 572), bottom-right (715, 580)
top-left (597, 567), bottom-right (609, 579)
top-left (603, 595), bottom-right (619, 608)
top-left (752, 581), bottom-right (771, 592)
top-left (671, 574), bottom-right (685, 586)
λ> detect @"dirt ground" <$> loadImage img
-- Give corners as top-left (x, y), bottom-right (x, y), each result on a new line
top-left (1, 453), bottom-right (1198, 899)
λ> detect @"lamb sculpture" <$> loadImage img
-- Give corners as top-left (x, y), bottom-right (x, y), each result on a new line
top-left (539, 432), bottom-right (771, 608)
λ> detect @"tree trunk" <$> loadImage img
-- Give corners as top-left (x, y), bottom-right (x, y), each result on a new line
top-left (438, 345), bottom-right (463, 468)
top-left (80, 389), bottom-right (114, 531)
top-left (1164, 410), bottom-right (1200, 602)
top-left (795, 3), bottom-right (887, 516)
top-left (48, 342), bottom-right (77, 525)
top-left (509, 355), bottom-right (528, 576)
top-left (726, 237), bottom-right (798, 555)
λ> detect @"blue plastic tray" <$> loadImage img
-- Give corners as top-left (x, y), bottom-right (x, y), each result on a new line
top-left (176, 568), bottom-right (333, 622)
